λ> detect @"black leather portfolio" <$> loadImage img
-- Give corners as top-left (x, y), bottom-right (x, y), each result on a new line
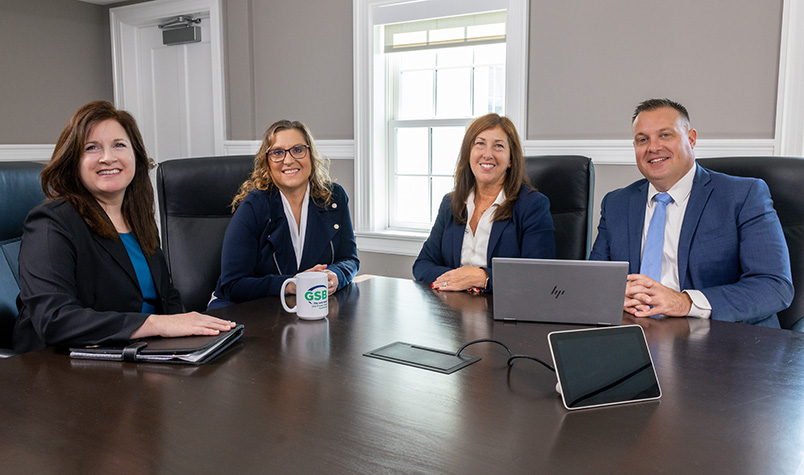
top-left (69, 324), bottom-right (244, 365)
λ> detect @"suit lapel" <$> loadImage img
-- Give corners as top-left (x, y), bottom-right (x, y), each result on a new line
top-left (299, 198), bottom-right (337, 271)
top-left (145, 249), bottom-right (165, 299)
top-left (628, 182), bottom-right (649, 274)
top-left (93, 234), bottom-right (139, 287)
top-left (486, 219), bottom-right (510, 267)
top-left (265, 192), bottom-right (299, 275)
top-left (449, 210), bottom-right (466, 268)
top-left (678, 165), bottom-right (712, 286)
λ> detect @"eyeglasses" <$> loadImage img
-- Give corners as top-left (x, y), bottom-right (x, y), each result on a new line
top-left (266, 144), bottom-right (309, 162)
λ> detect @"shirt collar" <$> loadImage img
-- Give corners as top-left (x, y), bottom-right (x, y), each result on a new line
top-left (465, 188), bottom-right (506, 215)
top-left (647, 164), bottom-right (696, 206)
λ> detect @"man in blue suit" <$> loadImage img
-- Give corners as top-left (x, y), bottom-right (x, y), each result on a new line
top-left (590, 98), bottom-right (793, 327)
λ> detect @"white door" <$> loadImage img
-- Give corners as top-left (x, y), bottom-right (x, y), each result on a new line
top-left (136, 20), bottom-right (215, 161)
top-left (110, 0), bottom-right (225, 163)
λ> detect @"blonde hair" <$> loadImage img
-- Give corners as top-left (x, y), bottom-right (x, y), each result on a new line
top-left (231, 120), bottom-right (332, 210)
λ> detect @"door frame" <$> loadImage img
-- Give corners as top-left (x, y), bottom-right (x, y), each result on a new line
top-left (110, 0), bottom-right (226, 156)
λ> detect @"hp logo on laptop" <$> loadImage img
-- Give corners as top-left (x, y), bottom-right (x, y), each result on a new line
top-left (551, 286), bottom-right (565, 299)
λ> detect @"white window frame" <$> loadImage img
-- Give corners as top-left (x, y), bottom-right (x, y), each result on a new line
top-left (353, 0), bottom-right (529, 256)
top-left (776, 0), bottom-right (804, 156)
top-left (388, 42), bottom-right (506, 231)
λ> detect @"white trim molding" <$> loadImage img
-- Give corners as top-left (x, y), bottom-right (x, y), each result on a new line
top-left (776, 0), bottom-right (804, 156)
top-left (356, 230), bottom-right (429, 256)
top-left (523, 139), bottom-right (778, 165)
top-left (223, 140), bottom-right (354, 159)
top-left (0, 144), bottom-right (54, 162)
top-left (223, 140), bottom-right (261, 156)
top-left (0, 141), bottom-right (354, 163)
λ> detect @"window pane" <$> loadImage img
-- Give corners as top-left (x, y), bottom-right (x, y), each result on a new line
top-left (473, 43), bottom-right (506, 65)
top-left (431, 176), bottom-right (454, 221)
top-left (435, 68), bottom-right (471, 118)
top-left (396, 176), bottom-right (430, 224)
top-left (473, 65), bottom-right (505, 116)
top-left (400, 50), bottom-right (435, 70)
top-left (396, 127), bottom-right (429, 175)
top-left (399, 70), bottom-right (434, 119)
top-left (431, 126), bottom-right (465, 175)
top-left (436, 45), bottom-right (473, 67)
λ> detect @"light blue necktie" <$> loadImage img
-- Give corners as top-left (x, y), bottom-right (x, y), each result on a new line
top-left (640, 192), bottom-right (673, 282)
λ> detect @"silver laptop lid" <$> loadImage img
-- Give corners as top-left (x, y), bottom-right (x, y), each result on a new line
top-left (492, 258), bottom-right (628, 325)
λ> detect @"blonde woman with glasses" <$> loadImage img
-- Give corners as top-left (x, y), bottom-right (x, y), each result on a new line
top-left (208, 120), bottom-right (359, 309)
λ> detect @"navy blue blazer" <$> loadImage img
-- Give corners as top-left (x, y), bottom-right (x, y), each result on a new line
top-left (590, 164), bottom-right (793, 327)
top-left (413, 185), bottom-right (555, 289)
top-left (14, 200), bottom-right (183, 352)
top-left (210, 183), bottom-right (359, 308)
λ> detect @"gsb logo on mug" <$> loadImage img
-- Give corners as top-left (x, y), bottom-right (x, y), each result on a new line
top-left (305, 285), bottom-right (328, 310)
top-left (280, 272), bottom-right (330, 320)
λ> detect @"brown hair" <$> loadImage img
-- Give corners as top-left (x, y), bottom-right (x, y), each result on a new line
top-left (41, 100), bottom-right (158, 254)
top-left (231, 120), bottom-right (332, 210)
top-left (451, 113), bottom-right (531, 223)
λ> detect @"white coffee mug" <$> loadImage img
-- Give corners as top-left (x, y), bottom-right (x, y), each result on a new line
top-left (280, 271), bottom-right (329, 320)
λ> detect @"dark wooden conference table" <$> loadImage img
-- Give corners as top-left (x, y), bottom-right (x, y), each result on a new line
top-left (2, 276), bottom-right (804, 474)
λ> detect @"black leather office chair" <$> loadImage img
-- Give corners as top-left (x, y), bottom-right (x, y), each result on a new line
top-left (697, 156), bottom-right (804, 331)
top-left (156, 155), bottom-right (254, 312)
top-left (525, 155), bottom-right (594, 260)
top-left (0, 162), bottom-right (46, 354)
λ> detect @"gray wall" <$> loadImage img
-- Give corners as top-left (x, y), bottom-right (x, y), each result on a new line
top-left (0, 0), bottom-right (786, 279)
top-left (527, 1), bottom-right (782, 140)
top-left (0, 0), bottom-right (114, 143)
top-left (224, 0), bottom-right (354, 140)
top-left (222, 0), bottom-right (783, 141)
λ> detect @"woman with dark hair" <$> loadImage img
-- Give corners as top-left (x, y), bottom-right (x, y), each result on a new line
top-left (14, 101), bottom-right (235, 353)
top-left (413, 113), bottom-right (555, 292)
top-left (207, 120), bottom-right (359, 309)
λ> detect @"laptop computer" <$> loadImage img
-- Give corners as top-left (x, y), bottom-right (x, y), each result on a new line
top-left (492, 258), bottom-right (628, 325)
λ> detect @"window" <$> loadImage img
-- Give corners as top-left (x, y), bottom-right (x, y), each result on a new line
top-left (354, 0), bottom-right (528, 255)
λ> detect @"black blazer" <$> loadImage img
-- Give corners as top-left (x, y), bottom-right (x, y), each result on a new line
top-left (13, 200), bottom-right (183, 352)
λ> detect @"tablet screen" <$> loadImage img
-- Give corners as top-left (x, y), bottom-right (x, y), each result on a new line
top-left (548, 325), bottom-right (661, 410)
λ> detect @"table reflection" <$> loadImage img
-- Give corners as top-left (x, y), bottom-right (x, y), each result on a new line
top-left (623, 313), bottom-right (695, 343)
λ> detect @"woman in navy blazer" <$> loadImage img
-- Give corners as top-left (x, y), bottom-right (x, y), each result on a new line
top-left (413, 114), bottom-right (555, 292)
top-left (208, 120), bottom-right (359, 309)
top-left (14, 101), bottom-right (235, 353)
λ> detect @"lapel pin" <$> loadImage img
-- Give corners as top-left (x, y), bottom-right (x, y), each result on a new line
top-left (334, 224), bottom-right (340, 230)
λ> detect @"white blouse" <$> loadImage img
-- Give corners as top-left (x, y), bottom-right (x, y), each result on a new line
top-left (460, 189), bottom-right (505, 268)
top-left (279, 183), bottom-right (311, 269)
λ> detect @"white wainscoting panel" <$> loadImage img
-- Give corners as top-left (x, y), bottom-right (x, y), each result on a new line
top-left (0, 145), bottom-right (54, 162)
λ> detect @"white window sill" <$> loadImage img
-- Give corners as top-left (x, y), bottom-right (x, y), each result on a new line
top-left (356, 230), bottom-right (429, 256)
